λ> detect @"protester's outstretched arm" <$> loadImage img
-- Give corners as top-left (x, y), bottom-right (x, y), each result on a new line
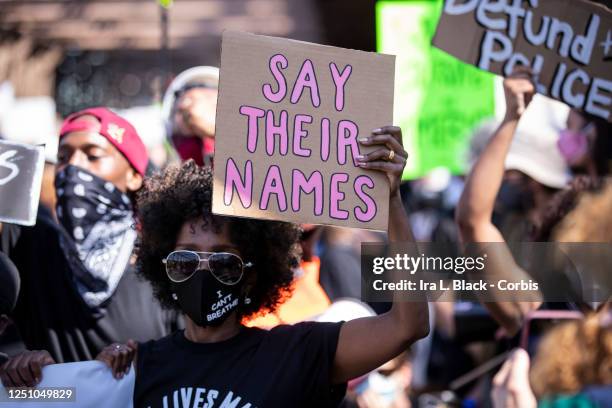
top-left (456, 71), bottom-right (534, 242)
top-left (455, 71), bottom-right (541, 335)
top-left (331, 126), bottom-right (430, 384)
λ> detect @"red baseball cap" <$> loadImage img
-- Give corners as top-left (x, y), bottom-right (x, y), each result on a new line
top-left (59, 107), bottom-right (148, 176)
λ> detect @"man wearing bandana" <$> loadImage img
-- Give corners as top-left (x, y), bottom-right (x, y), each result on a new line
top-left (0, 108), bottom-right (178, 387)
top-left (54, 108), bottom-right (147, 307)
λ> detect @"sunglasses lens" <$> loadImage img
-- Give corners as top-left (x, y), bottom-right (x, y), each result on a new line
top-left (166, 251), bottom-right (200, 282)
top-left (209, 253), bottom-right (244, 285)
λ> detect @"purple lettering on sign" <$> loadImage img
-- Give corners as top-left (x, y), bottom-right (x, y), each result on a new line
top-left (290, 59), bottom-right (321, 107)
top-left (293, 114), bottom-right (313, 157)
top-left (329, 173), bottom-right (350, 220)
top-left (354, 175), bottom-right (377, 222)
top-left (260, 165), bottom-right (287, 211)
top-left (329, 63), bottom-right (352, 112)
top-left (224, 158), bottom-right (253, 208)
top-left (291, 169), bottom-right (324, 216)
top-left (320, 118), bottom-right (331, 162)
top-left (337, 120), bottom-right (360, 165)
top-left (265, 110), bottom-right (289, 156)
top-left (239, 105), bottom-right (265, 153)
top-left (263, 54), bottom-right (289, 103)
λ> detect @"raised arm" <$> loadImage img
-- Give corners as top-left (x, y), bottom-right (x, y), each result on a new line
top-left (455, 72), bottom-right (541, 335)
top-left (331, 126), bottom-right (429, 384)
top-left (455, 72), bottom-right (534, 242)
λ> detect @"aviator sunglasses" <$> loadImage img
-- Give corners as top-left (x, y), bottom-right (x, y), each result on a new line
top-left (163, 250), bottom-right (253, 285)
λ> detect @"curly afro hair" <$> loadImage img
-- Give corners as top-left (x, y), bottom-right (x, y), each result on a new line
top-left (135, 160), bottom-right (301, 319)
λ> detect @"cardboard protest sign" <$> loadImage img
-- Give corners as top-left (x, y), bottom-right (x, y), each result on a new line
top-left (0, 140), bottom-right (45, 226)
top-left (377, 0), bottom-right (496, 179)
top-left (433, 0), bottom-right (612, 122)
top-left (213, 31), bottom-right (395, 230)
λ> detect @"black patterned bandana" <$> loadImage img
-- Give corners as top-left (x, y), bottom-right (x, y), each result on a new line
top-left (55, 165), bottom-right (136, 307)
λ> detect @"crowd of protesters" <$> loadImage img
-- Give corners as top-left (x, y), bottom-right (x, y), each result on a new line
top-left (0, 63), bottom-right (610, 408)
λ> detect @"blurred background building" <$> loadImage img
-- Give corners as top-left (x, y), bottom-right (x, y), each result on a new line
top-left (0, 0), bottom-right (378, 163)
top-left (0, 0), bottom-right (376, 115)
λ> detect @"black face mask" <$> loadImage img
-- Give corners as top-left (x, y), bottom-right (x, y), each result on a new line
top-left (497, 180), bottom-right (534, 214)
top-left (171, 270), bottom-right (243, 327)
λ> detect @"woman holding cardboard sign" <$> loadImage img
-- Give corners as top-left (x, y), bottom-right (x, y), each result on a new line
top-left (96, 126), bottom-right (426, 407)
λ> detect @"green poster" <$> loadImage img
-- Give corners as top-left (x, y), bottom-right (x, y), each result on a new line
top-left (376, 0), bottom-right (496, 179)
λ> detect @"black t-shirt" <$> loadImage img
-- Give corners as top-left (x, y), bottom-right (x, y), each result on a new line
top-left (135, 321), bottom-right (346, 408)
top-left (0, 207), bottom-right (179, 362)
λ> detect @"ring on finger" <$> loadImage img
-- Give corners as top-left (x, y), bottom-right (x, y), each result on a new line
top-left (387, 150), bottom-right (395, 161)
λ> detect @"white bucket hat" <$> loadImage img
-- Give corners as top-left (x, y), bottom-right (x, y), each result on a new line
top-left (505, 95), bottom-right (571, 189)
